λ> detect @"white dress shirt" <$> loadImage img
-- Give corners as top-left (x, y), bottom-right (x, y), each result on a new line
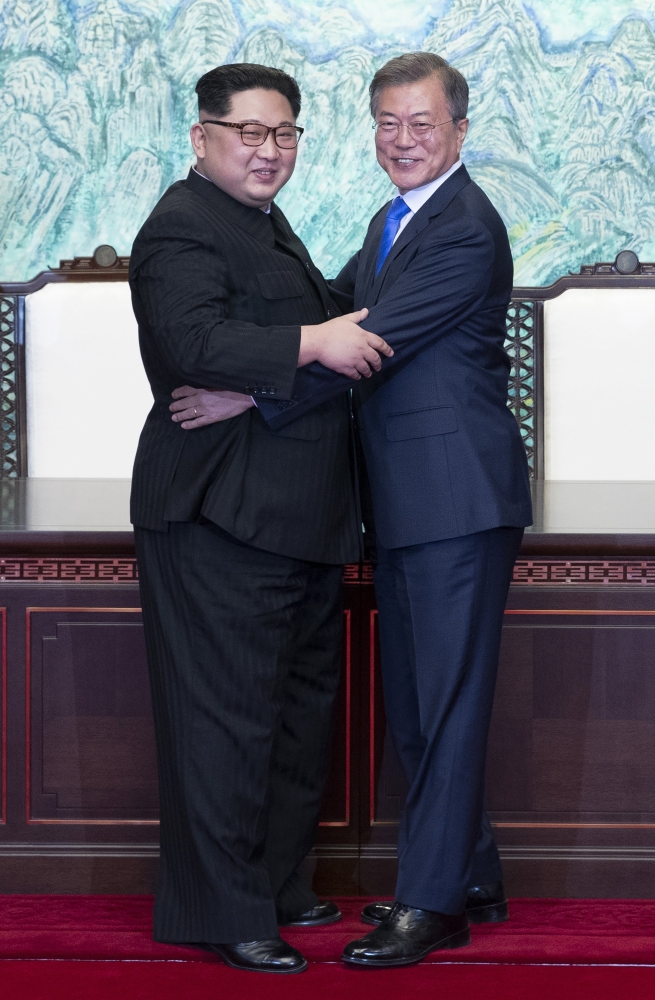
top-left (393, 159), bottom-right (463, 243)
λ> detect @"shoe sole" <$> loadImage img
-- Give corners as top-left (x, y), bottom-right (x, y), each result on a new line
top-left (282, 912), bottom-right (343, 927)
top-left (468, 900), bottom-right (509, 924)
top-left (361, 902), bottom-right (509, 927)
top-left (342, 928), bottom-right (471, 968)
top-left (214, 949), bottom-right (308, 974)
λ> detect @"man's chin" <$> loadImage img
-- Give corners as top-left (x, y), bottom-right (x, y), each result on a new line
top-left (247, 180), bottom-right (285, 204)
top-left (387, 163), bottom-right (427, 189)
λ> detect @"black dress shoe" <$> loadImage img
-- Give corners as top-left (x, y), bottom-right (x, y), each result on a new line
top-left (280, 900), bottom-right (342, 927)
top-left (465, 881), bottom-right (509, 923)
top-left (361, 881), bottom-right (508, 927)
top-left (343, 903), bottom-right (470, 968)
top-left (208, 938), bottom-right (307, 973)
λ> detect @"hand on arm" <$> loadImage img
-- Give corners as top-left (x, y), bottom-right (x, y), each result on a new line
top-left (170, 386), bottom-right (254, 429)
top-left (169, 308), bottom-right (394, 430)
top-left (258, 218), bottom-right (496, 430)
top-left (298, 309), bottom-right (393, 379)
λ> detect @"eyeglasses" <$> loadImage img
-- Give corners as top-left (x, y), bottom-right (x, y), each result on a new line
top-left (201, 120), bottom-right (304, 148)
top-left (374, 119), bottom-right (455, 142)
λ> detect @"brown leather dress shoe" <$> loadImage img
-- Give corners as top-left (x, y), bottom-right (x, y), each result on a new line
top-left (208, 937), bottom-right (307, 973)
top-left (343, 903), bottom-right (470, 968)
top-left (361, 880), bottom-right (509, 926)
top-left (280, 901), bottom-right (342, 927)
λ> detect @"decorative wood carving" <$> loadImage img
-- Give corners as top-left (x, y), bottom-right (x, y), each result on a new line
top-left (0, 558), bottom-right (139, 583)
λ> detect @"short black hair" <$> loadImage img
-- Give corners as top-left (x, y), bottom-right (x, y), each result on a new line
top-left (369, 52), bottom-right (468, 121)
top-left (195, 63), bottom-right (301, 119)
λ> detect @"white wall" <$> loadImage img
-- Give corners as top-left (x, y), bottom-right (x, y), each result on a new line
top-left (544, 288), bottom-right (655, 480)
top-left (25, 282), bottom-right (153, 477)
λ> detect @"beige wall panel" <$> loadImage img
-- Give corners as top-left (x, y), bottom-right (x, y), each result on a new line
top-left (25, 283), bottom-right (152, 477)
top-left (544, 288), bottom-right (655, 480)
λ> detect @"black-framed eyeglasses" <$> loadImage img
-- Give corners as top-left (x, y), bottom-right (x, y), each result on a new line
top-left (201, 120), bottom-right (304, 148)
top-left (373, 119), bottom-right (455, 142)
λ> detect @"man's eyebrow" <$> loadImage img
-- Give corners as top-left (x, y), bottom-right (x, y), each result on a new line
top-left (377, 110), bottom-right (432, 118)
top-left (237, 118), bottom-right (297, 126)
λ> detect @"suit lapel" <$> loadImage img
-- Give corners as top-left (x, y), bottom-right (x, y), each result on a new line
top-left (368, 165), bottom-right (472, 304)
top-left (358, 204), bottom-right (390, 301)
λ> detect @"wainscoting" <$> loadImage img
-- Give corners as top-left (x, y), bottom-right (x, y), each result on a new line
top-left (2, 481), bottom-right (655, 896)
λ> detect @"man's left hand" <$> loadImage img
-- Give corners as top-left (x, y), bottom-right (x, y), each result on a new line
top-left (170, 386), bottom-right (255, 429)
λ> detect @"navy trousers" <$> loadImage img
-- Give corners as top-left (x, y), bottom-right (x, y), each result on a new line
top-left (374, 526), bottom-right (523, 914)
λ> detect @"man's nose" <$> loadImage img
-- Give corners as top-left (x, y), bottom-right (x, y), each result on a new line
top-left (394, 124), bottom-right (417, 148)
top-left (257, 133), bottom-right (280, 158)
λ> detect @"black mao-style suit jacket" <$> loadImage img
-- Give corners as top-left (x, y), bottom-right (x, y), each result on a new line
top-left (259, 164), bottom-right (533, 547)
top-left (128, 168), bottom-right (360, 565)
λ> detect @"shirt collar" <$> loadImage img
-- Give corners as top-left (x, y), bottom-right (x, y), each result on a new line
top-left (398, 159), bottom-right (463, 214)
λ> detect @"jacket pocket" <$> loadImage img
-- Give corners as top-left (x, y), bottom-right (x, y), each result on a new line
top-left (386, 405), bottom-right (458, 441)
top-left (256, 271), bottom-right (306, 299)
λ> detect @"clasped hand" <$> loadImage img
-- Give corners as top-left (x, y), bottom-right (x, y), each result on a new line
top-left (170, 309), bottom-right (393, 428)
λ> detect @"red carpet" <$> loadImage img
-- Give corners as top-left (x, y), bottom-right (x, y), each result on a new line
top-left (1, 895), bottom-right (655, 999)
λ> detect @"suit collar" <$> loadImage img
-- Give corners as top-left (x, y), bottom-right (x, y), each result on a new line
top-left (370, 164), bottom-right (472, 295)
top-left (184, 167), bottom-right (274, 247)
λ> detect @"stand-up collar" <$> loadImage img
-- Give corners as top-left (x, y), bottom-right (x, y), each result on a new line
top-left (184, 168), bottom-right (275, 247)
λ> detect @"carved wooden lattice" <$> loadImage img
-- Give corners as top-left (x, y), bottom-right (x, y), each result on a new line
top-left (505, 299), bottom-right (536, 477)
top-left (0, 296), bottom-right (21, 478)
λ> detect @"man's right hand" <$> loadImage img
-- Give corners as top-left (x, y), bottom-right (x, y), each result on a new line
top-left (298, 309), bottom-right (393, 378)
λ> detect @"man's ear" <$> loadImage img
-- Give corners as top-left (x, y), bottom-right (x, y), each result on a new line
top-left (190, 122), bottom-right (207, 159)
top-left (456, 118), bottom-right (469, 152)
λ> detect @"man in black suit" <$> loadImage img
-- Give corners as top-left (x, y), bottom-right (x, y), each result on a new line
top-left (129, 63), bottom-right (392, 975)
top-left (188, 53), bottom-right (533, 969)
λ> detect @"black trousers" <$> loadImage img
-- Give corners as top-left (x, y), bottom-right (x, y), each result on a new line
top-left (135, 521), bottom-right (343, 944)
top-left (374, 526), bottom-right (524, 914)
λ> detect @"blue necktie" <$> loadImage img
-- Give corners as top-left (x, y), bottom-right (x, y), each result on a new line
top-left (375, 196), bottom-right (411, 275)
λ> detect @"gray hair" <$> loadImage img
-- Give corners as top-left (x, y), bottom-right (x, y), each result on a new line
top-left (369, 52), bottom-right (469, 122)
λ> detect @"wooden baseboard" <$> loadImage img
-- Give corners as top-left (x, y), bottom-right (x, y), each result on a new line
top-left (0, 844), bottom-right (159, 893)
top-left (3, 842), bottom-right (654, 897)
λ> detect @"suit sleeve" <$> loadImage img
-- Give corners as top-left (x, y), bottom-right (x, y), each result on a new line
top-left (258, 217), bottom-right (495, 428)
top-left (131, 210), bottom-right (301, 398)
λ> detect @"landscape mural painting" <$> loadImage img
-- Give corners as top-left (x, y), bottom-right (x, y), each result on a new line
top-left (2, 0), bottom-right (655, 285)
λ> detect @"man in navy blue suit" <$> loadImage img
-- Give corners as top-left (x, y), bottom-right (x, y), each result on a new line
top-left (174, 52), bottom-right (532, 969)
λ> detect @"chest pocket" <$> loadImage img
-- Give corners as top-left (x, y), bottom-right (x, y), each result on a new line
top-left (257, 271), bottom-right (306, 299)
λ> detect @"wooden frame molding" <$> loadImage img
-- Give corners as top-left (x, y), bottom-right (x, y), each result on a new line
top-left (25, 607), bottom-right (158, 826)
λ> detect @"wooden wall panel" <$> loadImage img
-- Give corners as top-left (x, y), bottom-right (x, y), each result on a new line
top-left (3, 550), bottom-right (655, 898)
top-left (27, 610), bottom-right (157, 824)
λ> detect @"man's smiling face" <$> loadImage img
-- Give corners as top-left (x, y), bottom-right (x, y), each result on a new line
top-left (374, 74), bottom-right (468, 194)
top-left (190, 87), bottom-right (298, 209)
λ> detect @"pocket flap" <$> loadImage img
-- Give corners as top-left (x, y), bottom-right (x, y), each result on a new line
top-left (252, 411), bottom-right (322, 441)
top-left (256, 271), bottom-right (306, 299)
top-left (386, 406), bottom-right (458, 441)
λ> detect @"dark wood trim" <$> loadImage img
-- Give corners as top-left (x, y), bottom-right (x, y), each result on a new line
top-left (520, 535), bottom-right (655, 557)
top-left (0, 253), bottom-right (130, 296)
top-left (514, 273), bottom-right (655, 300)
top-left (0, 532), bottom-right (135, 555)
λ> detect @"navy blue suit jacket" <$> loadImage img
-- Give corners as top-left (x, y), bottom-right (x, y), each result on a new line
top-left (259, 165), bottom-right (533, 548)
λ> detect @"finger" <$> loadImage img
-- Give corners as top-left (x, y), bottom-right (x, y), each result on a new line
top-left (342, 367), bottom-right (361, 380)
top-left (368, 334), bottom-right (394, 357)
top-left (345, 308), bottom-right (369, 323)
top-left (179, 417), bottom-right (209, 429)
top-left (171, 407), bottom-right (198, 422)
top-left (364, 349), bottom-right (382, 371)
top-left (353, 360), bottom-right (372, 378)
top-left (171, 385), bottom-right (196, 400)
top-left (170, 397), bottom-right (200, 413)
